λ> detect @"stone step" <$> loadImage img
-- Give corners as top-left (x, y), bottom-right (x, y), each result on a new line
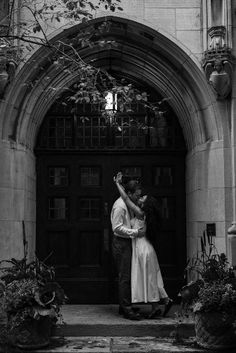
top-left (53, 321), bottom-right (194, 338)
top-left (1, 305), bottom-right (212, 353)
top-left (52, 305), bottom-right (194, 338)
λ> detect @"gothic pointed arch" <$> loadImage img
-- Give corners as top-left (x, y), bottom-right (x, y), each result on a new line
top-left (1, 16), bottom-right (222, 151)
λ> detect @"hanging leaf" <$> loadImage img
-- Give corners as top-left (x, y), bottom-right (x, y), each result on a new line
top-left (141, 92), bottom-right (148, 101)
top-left (84, 96), bottom-right (90, 103)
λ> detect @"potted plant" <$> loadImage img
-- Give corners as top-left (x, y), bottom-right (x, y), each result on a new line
top-left (180, 232), bottom-right (236, 350)
top-left (0, 246), bottom-right (67, 349)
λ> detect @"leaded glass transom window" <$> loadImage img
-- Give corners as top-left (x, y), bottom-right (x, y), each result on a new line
top-left (41, 116), bottom-right (73, 149)
top-left (36, 100), bottom-right (185, 151)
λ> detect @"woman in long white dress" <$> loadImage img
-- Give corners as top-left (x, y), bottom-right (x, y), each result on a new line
top-left (114, 173), bottom-right (173, 318)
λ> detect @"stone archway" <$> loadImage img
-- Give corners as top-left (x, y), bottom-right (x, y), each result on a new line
top-left (0, 16), bottom-right (229, 264)
top-left (1, 16), bottom-right (221, 148)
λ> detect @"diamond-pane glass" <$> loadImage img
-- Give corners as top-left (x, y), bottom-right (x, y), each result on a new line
top-left (37, 100), bottom-right (186, 151)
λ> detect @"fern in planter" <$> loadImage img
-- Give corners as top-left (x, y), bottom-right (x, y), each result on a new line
top-left (0, 222), bottom-right (67, 349)
top-left (179, 231), bottom-right (236, 350)
top-left (180, 232), bottom-right (236, 312)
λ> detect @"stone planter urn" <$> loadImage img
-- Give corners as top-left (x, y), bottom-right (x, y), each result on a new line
top-left (195, 311), bottom-right (236, 350)
top-left (8, 316), bottom-right (52, 350)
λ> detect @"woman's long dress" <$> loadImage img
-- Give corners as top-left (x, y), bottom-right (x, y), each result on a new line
top-left (131, 217), bottom-right (168, 303)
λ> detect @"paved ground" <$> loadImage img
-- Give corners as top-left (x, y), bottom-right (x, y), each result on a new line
top-left (0, 336), bottom-right (207, 353)
top-left (3, 336), bottom-right (236, 353)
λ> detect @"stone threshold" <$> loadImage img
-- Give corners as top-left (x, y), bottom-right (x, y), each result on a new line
top-left (53, 305), bottom-right (194, 338)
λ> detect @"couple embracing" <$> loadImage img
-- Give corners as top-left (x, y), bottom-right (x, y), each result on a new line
top-left (111, 172), bottom-right (172, 320)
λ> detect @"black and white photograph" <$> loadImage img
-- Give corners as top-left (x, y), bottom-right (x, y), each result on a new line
top-left (0, 0), bottom-right (236, 352)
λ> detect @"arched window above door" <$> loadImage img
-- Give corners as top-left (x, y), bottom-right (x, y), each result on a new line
top-left (36, 97), bottom-right (185, 152)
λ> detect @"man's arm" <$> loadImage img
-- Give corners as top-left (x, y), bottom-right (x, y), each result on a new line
top-left (111, 207), bottom-right (144, 238)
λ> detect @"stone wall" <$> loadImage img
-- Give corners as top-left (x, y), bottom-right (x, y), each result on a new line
top-left (95, 0), bottom-right (202, 61)
top-left (0, 141), bottom-right (36, 262)
top-left (186, 140), bottom-right (233, 257)
top-left (16, 0), bottom-right (203, 68)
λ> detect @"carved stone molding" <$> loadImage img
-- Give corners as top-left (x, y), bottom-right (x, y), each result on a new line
top-left (208, 25), bottom-right (226, 51)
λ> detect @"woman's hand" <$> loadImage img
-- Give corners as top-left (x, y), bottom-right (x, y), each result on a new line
top-left (113, 172), bottom-right (123, 184)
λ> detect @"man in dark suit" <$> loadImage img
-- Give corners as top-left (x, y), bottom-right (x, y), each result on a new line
top-left (111, 179), bottom-right (144, 320)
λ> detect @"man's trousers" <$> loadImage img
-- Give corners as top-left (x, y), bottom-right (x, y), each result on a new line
top-left (112, 236), bottom-right (132, 309)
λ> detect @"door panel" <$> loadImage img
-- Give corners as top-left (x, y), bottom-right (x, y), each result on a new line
top-left (36, 152), bottom-right (186, 303)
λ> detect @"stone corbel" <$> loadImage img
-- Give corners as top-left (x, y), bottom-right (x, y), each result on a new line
top-left (203, 56), bottom-right (233, 100)
top-left (202, 26), bottom-right (233, 100)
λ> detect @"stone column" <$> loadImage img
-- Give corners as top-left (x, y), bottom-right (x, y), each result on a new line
top-left (227, 85), bottom-right (236, 266)
top-left (227, 0), bottom-right (236, 267)
top-left (0, 141), bottom-right (36, 263)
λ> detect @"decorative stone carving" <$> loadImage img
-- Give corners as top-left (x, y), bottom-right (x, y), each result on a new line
top-left (202, 26), bottom-right (233, 100)
top-left (204, 57), bottom-right (232, 99)
top-left (208, 26), bottom-right (226, 51)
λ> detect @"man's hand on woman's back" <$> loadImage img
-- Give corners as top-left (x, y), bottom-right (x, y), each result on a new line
top-left (137, 227), bottom-right (145, 238)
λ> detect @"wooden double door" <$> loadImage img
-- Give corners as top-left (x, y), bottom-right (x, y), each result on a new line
top-left (36, 152), bottom-right (186, 303)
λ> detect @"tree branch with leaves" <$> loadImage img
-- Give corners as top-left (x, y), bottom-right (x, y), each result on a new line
top-left (0, 0), bottom-right (170, 126)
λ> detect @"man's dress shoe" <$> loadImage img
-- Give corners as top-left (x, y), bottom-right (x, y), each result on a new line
top-left (118, 306), bottom-right (140, 315)
top-left (118, 306), bottom-right (141, 320)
